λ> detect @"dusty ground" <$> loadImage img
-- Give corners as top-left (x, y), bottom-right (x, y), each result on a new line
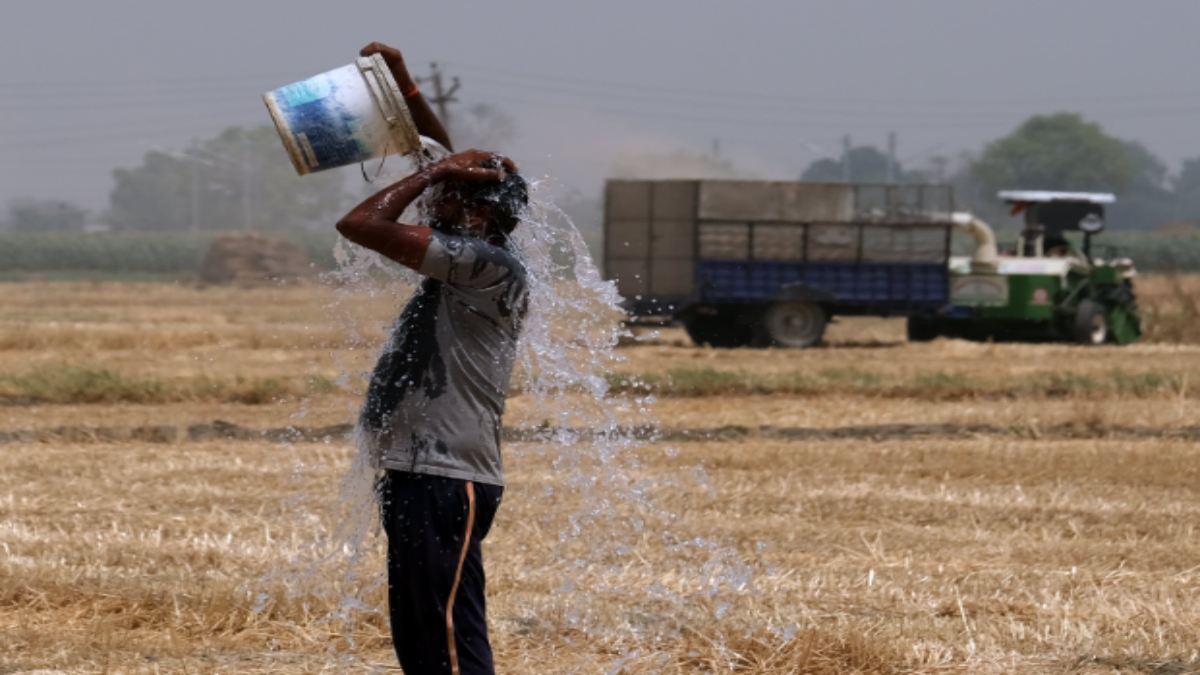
top-left (1, 282), bottom-right (1199, 674)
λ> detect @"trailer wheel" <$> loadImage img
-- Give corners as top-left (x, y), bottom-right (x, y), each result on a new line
top-left (758, 302), bottom-right (827, 348)
top-left (906, 317), bottom-right (939, 342)
top-left (1073, 300), bottom-right (1108, 345)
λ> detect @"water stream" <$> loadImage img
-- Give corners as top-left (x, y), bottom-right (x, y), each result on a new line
top-left (254, 170), bottom-right (762, 670)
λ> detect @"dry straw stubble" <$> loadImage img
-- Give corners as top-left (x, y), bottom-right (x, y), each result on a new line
top-left (3, 280), bottom-right (1200, 673)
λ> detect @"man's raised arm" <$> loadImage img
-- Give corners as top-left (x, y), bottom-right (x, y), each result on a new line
top-left (360, 42), bottom-right (454, 152)
top-left (335, 150), bottom-right (511, 270)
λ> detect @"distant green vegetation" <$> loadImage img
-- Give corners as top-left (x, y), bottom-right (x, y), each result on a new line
top-left (0, 231), bottom-right (339, 281)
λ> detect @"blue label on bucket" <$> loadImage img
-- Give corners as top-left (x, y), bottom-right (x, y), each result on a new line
top-left (264, 60), bottom-right (414, 174)
top-left (277, 78), bottom-right (332, 107)
top-left (268, 80), bottom-right (372, 170)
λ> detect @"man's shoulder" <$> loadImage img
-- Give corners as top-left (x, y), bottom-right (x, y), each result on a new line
top-left (430, 232), bottom-right (526, 287)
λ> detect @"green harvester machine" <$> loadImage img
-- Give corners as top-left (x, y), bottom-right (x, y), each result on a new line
top-left (908, 191), bottom-right (1142, 345)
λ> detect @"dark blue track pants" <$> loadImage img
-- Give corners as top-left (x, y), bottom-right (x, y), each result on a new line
top-left (379, 471), bottom-right (503, 675)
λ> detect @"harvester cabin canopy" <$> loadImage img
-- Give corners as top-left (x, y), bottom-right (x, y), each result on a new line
top-left (998, 190), bottom-right (1115, 235)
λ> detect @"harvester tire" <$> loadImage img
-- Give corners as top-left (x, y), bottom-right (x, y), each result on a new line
top-left (757, 301), bottom-right (827, 348)
top-left (1073, 300), bottom-right (1108, 345)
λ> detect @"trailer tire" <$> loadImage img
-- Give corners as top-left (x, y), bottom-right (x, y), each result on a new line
top-left (1073, 300), bottom-right (1108, 345)
top-left (757, 301), bottom-right (827, 348)
top-left (906, 317), bottom-right (939, 342)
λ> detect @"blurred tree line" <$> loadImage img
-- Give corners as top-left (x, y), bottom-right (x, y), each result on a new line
top-left (99, 105), bottom-right (517, 233)
top-left (1, 199), bottom-right (89, 233)
top-left (105, 125), bottom-right (349, 232)
top-left (7, 110), bottom-right (1200, 236)
top-left (802, 113), bottom-right (1200, 231)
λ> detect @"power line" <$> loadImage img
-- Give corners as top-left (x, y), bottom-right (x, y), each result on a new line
top-left (6, 80), bottom-right (1196, 136)
top-left (458, 89), bottom-right (1200, 131)
top-left (4, 61), bottom-right (1200, 160)
top-left (2, 61), bottom-right (1196, 135)
top-left (0, 121), bottom-right (257, 152)
top-left (445, 60), bottom-right (1200, 108)
top-left (0, 112), bottom-right (267, 141)
top-left (3, 59), bottom-right (1198, 111)
top-left (0, 72), bottom-right (300, 90)
top-left (461, 74), bottom-right (1200, 121)
top-left (8, 60), bottom-right (1199, 114)
top-left (0, 91), bottom-right (263, 113)
top-left (0, 83), bottom-right (282, 98)
top-left (11, 89), bottom-right (1200, 154)
top-left (6, 87), bottom-right (1200, 156)
top-left (461, 79), bottom-right (1032, 121)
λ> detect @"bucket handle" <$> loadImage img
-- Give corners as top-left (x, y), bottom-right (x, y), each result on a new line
top-left (360, 139), bottom-right (392, 183)
top-left (357, 54), bottom-right (406, 127)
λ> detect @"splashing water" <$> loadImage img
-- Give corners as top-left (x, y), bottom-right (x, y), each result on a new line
top-left (254, 170), bottom-right (760, 668)
top-left (498, 185), bottom-right (758, 638)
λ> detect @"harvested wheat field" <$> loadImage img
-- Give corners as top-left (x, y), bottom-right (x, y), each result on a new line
top-left (2, 281), bottom-right (1200, 674)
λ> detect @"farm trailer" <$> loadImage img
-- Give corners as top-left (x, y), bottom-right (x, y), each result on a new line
top-left (603, 179), bottom-right (957, 348)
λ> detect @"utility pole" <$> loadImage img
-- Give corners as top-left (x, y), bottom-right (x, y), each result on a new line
top-left (887, 131), bottom-right (897, 184)
top-left (841, 135), bottom-right (852, 183)
top-left (417, 62), bottom-right (460, 125)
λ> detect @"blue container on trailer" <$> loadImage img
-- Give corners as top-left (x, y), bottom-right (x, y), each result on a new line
top-left (263, 54), bottom-right (423, 176)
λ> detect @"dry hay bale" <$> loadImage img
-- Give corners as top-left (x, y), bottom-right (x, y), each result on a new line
top-left (198, 233), bottom-right (315, 286)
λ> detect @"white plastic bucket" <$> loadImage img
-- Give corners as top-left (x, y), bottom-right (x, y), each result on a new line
top-left (263, 54), bottom-right (421, 176)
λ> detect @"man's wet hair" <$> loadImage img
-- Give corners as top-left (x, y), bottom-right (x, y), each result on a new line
top-left (461, 157), bottom-right (529, 235)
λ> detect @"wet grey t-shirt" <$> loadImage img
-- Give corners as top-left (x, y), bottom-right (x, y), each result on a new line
top-left (357, 231), bottom-right (527, 486)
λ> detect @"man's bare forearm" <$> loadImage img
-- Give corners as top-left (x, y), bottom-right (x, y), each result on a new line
top-left (336, 217), bottom-right (433, 270)
top-left (342, 166), bottom-right (440, 225)
top-left (335, 168), bottom-right (439, 269)
top-left (335, 149), bottom-right (508, 269)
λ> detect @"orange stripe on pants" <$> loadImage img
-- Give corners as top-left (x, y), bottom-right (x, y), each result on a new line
top-left (445, 481), bottom-right (476, 675)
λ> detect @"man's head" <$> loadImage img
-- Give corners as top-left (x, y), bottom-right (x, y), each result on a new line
top-left (429, 157), bottom-right (528, 243)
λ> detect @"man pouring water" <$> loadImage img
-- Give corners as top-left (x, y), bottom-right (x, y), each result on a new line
top-left (334, 42), bottom-right (529, 675)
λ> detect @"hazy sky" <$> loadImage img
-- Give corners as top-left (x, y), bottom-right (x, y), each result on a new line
top-left (2, 1), bottom-right (1199, 214)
